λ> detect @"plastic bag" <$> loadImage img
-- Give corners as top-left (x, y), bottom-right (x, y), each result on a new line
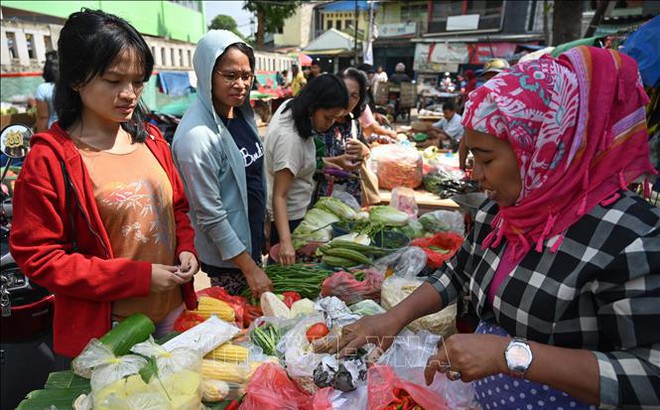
top-left (349, 300), bottom-right (386, 316)
top-left (320, 269), bottom-right (384, 305)
top-left (313, 385), bottom-right (368, 410)
top-left (173, 310), bottom-right (205, 332)
top-left (418, 210), bottom-right (465, 235)
top-left (282, 313), bottom-right (327, 394)
top-left (369, 145), bottom-right (423, 190)
top-left (376, 329), bottom-right (441, 369)
top-left (241, 362), bottom-right (313, 410)
top-left (411, 232), bottom-right (464, 269)
top-left (392, 367), bottom-right (477, 410)
top-left (314, 297), bottom-right (361, 329)
top-left (372, 247), bottom-right (427, 279)
top-left (367, 365), bottom-right (449, 410)
top-left (162, 316), bottom-right (240, 356)
top-left (390, 187), bottom-right (418, 219)
top-left (381, 275), bottom-right (457, 337)
top-left (331, 188), bottom-right (362, 210)
top-left (130, 337), bottom-right (202, 378)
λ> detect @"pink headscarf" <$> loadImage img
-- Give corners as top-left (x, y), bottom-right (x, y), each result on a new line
top-left (462, 46), bottom-right (655, 263)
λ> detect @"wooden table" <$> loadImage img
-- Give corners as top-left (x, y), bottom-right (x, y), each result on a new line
top-left (379, 189), bottom-right (460, 215)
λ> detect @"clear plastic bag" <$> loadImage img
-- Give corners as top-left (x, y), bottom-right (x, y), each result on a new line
top-left (367, 364), bottom-right (449, 410)
top-left (282, 313), bottom-right (327, 394)
top-left (381, 274), bottom-right (457, 337)
top-left (372, 246), bottom-right (427, 279)
top-left (418, 210), bottom-right (465, 235)
top-left (161, 315), bottom-right (240, 356)
top-left (376, 329), bottom-right (441, 369)
top-left (390, 187), bottom-right (418, 219)
top-left (369, 145), bottom-right (423, 190)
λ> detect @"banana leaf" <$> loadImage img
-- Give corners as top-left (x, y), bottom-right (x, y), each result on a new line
top-left (16, 387), bottom-right (89, 410)
top-left (45, 370), bottom-right (91, 390)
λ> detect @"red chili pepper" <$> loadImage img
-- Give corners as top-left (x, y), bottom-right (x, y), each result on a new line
top-left (225, 399), bottom-right (240, 410)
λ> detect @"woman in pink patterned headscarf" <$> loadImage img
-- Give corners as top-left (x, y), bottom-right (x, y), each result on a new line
top-left (334, 46), bottom-right (659, 409)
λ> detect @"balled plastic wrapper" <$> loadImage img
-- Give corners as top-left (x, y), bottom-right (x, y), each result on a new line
top-left (283, 313), bottom-right (327, 394)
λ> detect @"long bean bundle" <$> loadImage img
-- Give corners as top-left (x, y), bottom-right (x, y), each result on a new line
top-left (244, 264), bottom-right (333, 300)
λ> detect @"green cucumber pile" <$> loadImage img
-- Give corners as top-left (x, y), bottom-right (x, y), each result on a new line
top-left (317, 240), bottom-right (388, 268)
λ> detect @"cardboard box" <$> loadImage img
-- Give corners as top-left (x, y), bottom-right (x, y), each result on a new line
top-left (1, 113), bottom-right (36, 131)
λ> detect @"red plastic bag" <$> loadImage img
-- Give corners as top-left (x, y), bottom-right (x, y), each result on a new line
top-left (320, 269), bottom-right (384, 305)
top-left (173, 310), bottom-right (206, 332)
top-left (411, 232), bottom-right (464, 269)
top-left (240, 362), bottom-right (313, 410)
top-left (368, 365), bottom-right (449, 410)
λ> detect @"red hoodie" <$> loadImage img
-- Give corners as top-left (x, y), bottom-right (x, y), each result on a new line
top-left (9, 123), bottom-right (198, 357)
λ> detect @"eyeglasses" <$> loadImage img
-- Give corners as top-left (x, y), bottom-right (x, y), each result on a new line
top-left (215, 71), bottom-right (254, 85)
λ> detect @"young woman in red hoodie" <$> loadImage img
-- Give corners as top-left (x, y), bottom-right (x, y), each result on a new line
top-left (9, 9), bottom-right (199, 361)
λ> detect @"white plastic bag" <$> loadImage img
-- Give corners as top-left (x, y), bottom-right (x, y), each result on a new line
top-left (162, 315), bottom-right (239, 355)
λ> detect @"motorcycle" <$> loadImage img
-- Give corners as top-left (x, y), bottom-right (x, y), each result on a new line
top-left (0, 124), bottom-right (56, 410)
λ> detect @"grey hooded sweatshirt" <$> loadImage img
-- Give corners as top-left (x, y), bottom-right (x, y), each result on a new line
top-left (172, 30), bottom-right (263, 268)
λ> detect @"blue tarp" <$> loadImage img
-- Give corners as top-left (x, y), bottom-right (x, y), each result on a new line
top-left (318, 0), bottom-right (375, 12)
top-left (157, 71), bottom-right (192, 97)
top-left (621, 15), bottom-right (660, 88)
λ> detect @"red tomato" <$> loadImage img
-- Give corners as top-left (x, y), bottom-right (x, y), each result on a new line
top-left (305, 323), bottom-right (329, 342)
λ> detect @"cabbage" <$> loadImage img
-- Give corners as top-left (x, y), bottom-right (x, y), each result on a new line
top-left (331, 232), bottom-right (371, 245)
top-left (398, 220), bottom-right (426, 239)
top-left (369, 206), bottom-right (410, 227)
top-left (315, 197), bottom-right (357, 220)
top-left (303, 208), bottom-right (340, 229)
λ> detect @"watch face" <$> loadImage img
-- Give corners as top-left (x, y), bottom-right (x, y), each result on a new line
top-left (507, 344), bottom-right (531, 366)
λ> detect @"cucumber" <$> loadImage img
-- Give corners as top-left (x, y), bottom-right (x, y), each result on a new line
top-left (324, 247), bottom-right (374, 265)
top-left (322, 255), bottom-right (359, 268)
top-left (100, 313), bottom-right (155, 356)
top-left (327, 240), bottom-right (387, 256)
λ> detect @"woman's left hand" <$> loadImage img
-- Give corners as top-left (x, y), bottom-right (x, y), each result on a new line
top-left (424, 333), bottom-right (509, 384)
top-left (345, 139), bottom-right (369, 159)
top-left (177, 251), bottom-right (200, 279)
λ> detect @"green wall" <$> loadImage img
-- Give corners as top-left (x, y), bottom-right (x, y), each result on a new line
top-left (1, 0), bottom-right (206, 43)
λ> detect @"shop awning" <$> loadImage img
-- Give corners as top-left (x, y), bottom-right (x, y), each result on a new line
top-left (304, 29), bottom-right (355, 55)
top-left (316, 0), bottom-right (376, 12)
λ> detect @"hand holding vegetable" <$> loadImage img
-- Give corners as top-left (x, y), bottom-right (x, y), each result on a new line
top-left (329, 153), bottom-right (361, 171)
top-left (245, 265), bottom-right (273, 299)
top-left (278, 239), bottom-right (297, 266)
top-left (331, 313), bottom-right (404, 358)
top-left (345, 139), bottom-right (369, 159)
top-left (150, 263), bottom-right (187, 293)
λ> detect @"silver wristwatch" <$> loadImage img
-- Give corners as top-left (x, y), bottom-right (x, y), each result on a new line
top-left (504, 338), bottom-right (533, 378)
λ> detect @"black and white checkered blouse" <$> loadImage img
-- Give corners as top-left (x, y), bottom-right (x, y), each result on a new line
top-left (427, 190), bottom-right (660, 409)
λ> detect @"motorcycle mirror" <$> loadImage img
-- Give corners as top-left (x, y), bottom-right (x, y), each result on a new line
top-left (1, 124), bottom-right (32, 159)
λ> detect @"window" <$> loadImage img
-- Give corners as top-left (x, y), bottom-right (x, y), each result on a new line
top-left (187, 49), bottom-right (192, 67)
top-left (161, 48), bottom-right (167, 66)
top-left (169, 0), bottom-right (200, 12)
top-left (401, 3), bottom-right (428, 21)
top-left (327, 20), bottom-right (333, 30)
top-left (336, 20), bottom-right (342, 30)
top-left (25, 33), bottom-right (36, 59)
top-left (179, 49), bottom-right (184, 66)
top-left (276, 25), bottom-right (284, 34)
top-left (151, 46), bottom-right (156, 60)
top-left (44, 35), bottom-right (54, 52)
top-left (429, 0), bottom-right (504, 33)
top-left (6, 32), bottom-right (18, 59)
top-left (170, 47), bottom-right (176, 66)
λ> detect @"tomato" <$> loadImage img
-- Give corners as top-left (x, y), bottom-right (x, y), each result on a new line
top-left (305, 323), bottom-right (329, 342)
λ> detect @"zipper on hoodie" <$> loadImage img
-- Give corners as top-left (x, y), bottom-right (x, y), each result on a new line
top-left (60, 161), bottom-right (110, 259)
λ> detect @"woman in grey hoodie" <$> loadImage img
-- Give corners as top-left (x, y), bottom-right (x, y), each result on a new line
top-left (172, 30), bottom-right (272, 297)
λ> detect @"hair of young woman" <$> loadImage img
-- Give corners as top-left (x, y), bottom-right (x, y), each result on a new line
top-left (340, 67), bottom-right (368, 118)
top-left (42, 50), bottom-right (59, 83)
top-left (214, 42), bottom-right (255, 73)
top-left (284, 73), bottom-right (348, 139)
top-left (54, 9), bottom-right (154, 142)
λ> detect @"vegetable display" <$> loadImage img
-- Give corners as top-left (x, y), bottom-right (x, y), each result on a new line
top-left (250, 323), bottom-right (281, 357)
top-left (248, 264), bottom-right (332, 300)
top-left (98, 313), bottom-right (155, 356)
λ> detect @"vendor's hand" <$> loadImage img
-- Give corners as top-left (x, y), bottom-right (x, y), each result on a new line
top-left (424, 334), bottom-right (509, 384)
top-left (346, 139), bottom-right (369, 159)
top-left (150, 263), bottom-right (189, 293)
top-left (386, 129), bottom-right (398, 139)
top-left (244, 265), bottom-right (273, 299)
top-left (177, 251), bottom-right (199, 278)
top-left (334, 153), bottom-right (361, 171)
top-left (278, 240), bottom-right (297, 266)
top-left (329, 313), bottom-right (403, 358)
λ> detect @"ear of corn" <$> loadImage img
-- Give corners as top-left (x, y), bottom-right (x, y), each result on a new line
top-left (194, 296), bottom-right (235, 322)
top-left (200, 379), bottom-right (229, 402)
top-left (202, 359), bottom-right (250, 384)
top-left (205, 343), bottom-right (249, 363)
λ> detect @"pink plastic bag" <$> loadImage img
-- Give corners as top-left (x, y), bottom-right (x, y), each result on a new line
top-left (320, 269), bottom-right (384, 305)
top-left (367, 365), bottom-right (449, 410)
top-left (241, 363), bottom-right (313, 410)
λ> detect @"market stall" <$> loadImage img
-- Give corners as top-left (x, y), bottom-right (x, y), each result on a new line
top-left (17, 196), bottom-right (477, 410)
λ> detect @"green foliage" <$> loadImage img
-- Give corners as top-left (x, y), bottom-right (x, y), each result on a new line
top-left (242, 1), bottom-right (301, 34)
top-left (209, 14), bottom-right (245, 39)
